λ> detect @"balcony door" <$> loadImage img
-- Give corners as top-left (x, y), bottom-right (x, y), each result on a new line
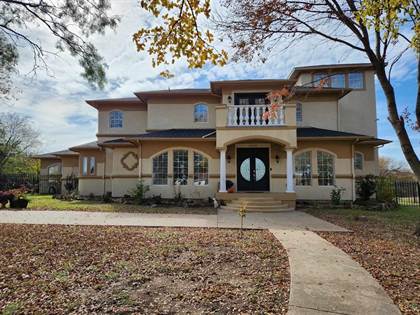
top-left (237, 148), bottom-right (270, 191)
top-left (234, 93), bottom-right (269, 106)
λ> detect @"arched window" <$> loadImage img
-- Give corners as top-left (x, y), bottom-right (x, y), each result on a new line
top-left (194, 152), bottom-right (208, 185)
top-left (152, 152), bottom-right (168, 185)
top-left (109, 111), bottom-right (123, 128)
top-left (296, 103), bottom-right (303, 124)
top-left (354, 152), bottom-right (364, 170)
top-left (317, 151), bottom-right (335, 186)
top-left (194, 104), bottom-right (208, 122)
top-left (294, 151), bottom-right (311, 186)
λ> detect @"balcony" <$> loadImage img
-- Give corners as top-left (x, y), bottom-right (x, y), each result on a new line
top-left (227, 104), bottom-right (285, 126)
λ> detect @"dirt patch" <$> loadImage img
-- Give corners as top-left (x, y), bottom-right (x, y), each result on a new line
top-left (309, 210), bottom-right (419, 315)
top-left (0, 225), bottom-right (289, 314)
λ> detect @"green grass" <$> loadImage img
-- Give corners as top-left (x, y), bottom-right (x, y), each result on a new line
top-left (306, 206), bottom-right (419, 227)
top-left (21, 195), bottom-right (216, 214)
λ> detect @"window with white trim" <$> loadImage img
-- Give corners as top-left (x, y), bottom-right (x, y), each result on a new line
top-left (82, 156), bottom-right (95, 176)
top-left (152, 152), bottom-right (168, 185)
top-left (194, 104), bottom-right (208, 122)
top-left (109, 111), bottom-right (123, 128)
top-left (348, 72), bottom-right (364, 89)
top-left (173, 150), bottom-right (188, 185)
top-left (295, 151), bottom-right (312, 186)
top-left (193, 152), bottom-right (208, 185)
top-left (296, 103), bottom-right (303, 124)
top-left (354, 152), bottom-right (364, 170)
top-left (317, 151), bottom-right (335, 186)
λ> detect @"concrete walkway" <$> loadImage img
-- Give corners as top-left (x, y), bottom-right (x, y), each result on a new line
top-left (271, 230), bottom-right (401, 315)
top-left (0, 209), bottom-right (347, 231)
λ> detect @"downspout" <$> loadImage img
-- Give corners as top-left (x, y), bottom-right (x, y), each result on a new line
top-left (103, 147), bottom-right (106, 196)
top-left (351, 138), bottom-right (359, 201)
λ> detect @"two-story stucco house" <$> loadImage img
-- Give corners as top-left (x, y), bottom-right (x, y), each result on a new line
top-left (35, 63), bottom-right (390, 209)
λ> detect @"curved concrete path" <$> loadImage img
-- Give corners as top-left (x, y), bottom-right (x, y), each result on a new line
top-left (271, 230), bottom-right (401, 315)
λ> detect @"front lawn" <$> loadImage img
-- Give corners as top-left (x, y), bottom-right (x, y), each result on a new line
top-left (0, 225), bottom-right (289, 314)
top-left (22, 195), bottom-right (217, 214)
top-left (306, 206), bottom-right (419, 315)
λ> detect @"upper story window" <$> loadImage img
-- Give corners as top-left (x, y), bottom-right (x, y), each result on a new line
top-left (317, 151), bottom-right (335, 186)
top-left (348, 72), bottom-right (364, 89)
top-left (295, 151), bottom-right (312, 186)
top-left (313, 73), bottom-right (328, 86)
top-left (330, 73), bottom-right (345, 88)
top-left (296, 103), bottom-right (303, 124)
top-left (354, 152), bottom-right (364, 170)
top-left (194, 104), bottom-right (208, 122)
top-left (109, 111), bottom-right (123, 128)
top-left (82, 156), bottom-right (96, 176)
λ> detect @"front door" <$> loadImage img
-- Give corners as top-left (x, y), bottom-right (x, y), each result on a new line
top-left (236, 148), bottom-right (270, 191)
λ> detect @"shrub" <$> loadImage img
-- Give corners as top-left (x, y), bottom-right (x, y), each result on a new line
top-left (330, 186), bottom-right (345, 205)
top-left (129, 180), bottom-right (150, 204)
top-left (376, 177), bottom-right (395, 203)
top-left (0, 191), bottom-right (14, 208)
top-left (64, 174), bottom-right (78, 194)
top-left (357, 175), bottom-right (376, 201)
top-left (103, 191), bottom-right (112, 203)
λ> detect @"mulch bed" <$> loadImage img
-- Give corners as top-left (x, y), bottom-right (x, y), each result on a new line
top-left (0, 225), bottom-right (289, 314)
top-left (313, 213), bottom-right (419, 315)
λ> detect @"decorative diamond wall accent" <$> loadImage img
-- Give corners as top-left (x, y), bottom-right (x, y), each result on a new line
top-left (121, 151), bottom-right (139, 171)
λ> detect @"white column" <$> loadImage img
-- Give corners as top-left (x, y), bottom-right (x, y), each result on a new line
top-left (286, 148), bottom-right (294, 193)
top-left (219, 149), bottom-right (227, 192)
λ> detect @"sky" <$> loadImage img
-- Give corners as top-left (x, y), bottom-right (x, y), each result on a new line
top-left (1, 0), bottom-right (419, 166)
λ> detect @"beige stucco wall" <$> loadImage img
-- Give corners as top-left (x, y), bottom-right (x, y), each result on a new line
top-left (97, 107), bottom-right (147, 136)
top-left (295, 70), bottom-right (377, 137)
top-left (147, 96), bottom-right (219, 130)
top-left (354, 144), bottom-right (379, 176)
top-left (299, 100), bottom-right (338, 130)
top-left (339, 71), bottom-right (377, 137)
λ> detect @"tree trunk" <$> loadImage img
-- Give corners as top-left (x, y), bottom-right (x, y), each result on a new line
top-left (374, 64), bottom-right (420, 180)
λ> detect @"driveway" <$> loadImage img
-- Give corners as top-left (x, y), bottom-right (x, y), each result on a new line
top-left (0, 209), bottom-right (347, 231)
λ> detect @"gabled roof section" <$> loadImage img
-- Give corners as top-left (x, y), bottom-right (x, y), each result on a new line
top-left (289, 63), bottom-right (374, 80)
top-left (129, 129), bottom-right (216, 140)
top-left (135, 89), bottom-right (220, 102)
top-left (69, 141), bottom-right (100, 151)
top-left (292, 86), bottom-right (352, 99)
top-left (297, 127), bottom-right (391, 144)
top-left (86, 97), bottom-right (145, 109)
top-left (33, 149), bottom-right (78, 159)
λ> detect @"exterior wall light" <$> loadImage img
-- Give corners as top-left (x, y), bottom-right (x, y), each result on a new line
top-left (227, 155), bottom-right (231, 163)
top-left (227, 95), bottom-right (232, 104)
top-left (275, 154), bottom-right (280, 164)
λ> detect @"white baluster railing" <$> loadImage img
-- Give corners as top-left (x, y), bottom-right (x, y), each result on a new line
top-left (227, 104), bottom-right (285, 126)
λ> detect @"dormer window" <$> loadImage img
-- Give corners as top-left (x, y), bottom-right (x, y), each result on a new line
top-left (109, 111), bottom-right (123, 128)
top-left (194, 104), bottom-right (208, 122)
top-left (313, 73), bottom-right (328, 86)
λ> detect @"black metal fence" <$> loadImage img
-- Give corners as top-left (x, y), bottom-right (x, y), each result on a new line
top-left (362, 177), bottom-right (420, 207)
top-left (0, 174), bottom-right (63, 194)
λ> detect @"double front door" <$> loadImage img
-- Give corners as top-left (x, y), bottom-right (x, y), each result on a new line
top-left (236, 148), bottom-right (270, 191)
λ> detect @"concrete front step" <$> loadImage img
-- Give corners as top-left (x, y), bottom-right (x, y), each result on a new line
top-left (229, 200), bottom-right (283, 206)
top-left (220, 206), bottom-right (294, 212)
top-left (226, 203), bottom-right (289, 209)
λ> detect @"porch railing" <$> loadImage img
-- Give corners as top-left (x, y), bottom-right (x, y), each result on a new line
top-left (227, 104), bottom-right (285, 126)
